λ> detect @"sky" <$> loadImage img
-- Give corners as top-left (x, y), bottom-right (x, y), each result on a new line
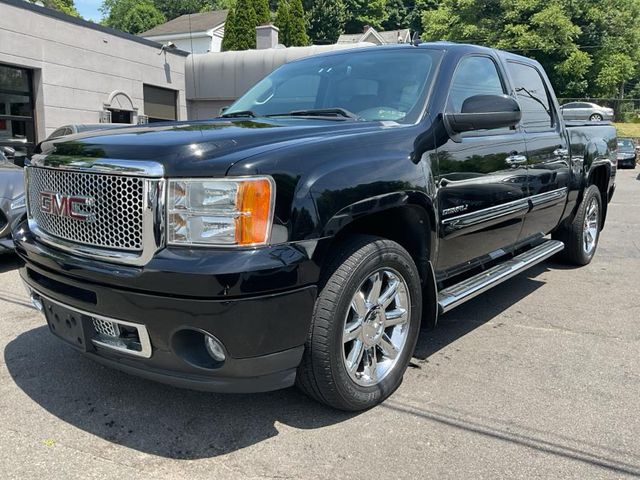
top-left (75, 0), bottom-right (103, 22)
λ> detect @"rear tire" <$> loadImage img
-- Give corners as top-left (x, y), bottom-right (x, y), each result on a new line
top-left (296, 235), bottom-right (422, 411)
top-left (589, 113), bottom-right (603, 121)
top-left (552, 185), bottom-right (602, 266)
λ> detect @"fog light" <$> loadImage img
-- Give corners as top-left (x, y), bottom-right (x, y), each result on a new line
top-left (204, 335), bottom-right (226, 362)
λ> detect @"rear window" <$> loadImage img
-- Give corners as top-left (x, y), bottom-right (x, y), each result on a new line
top-left (507, 62), bottom-right (554, 132)
top-left (618, 139), bottom-right (635, 150)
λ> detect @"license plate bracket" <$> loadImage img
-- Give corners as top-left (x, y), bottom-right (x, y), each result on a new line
top-left (42, 298), bottom-right (94, 353)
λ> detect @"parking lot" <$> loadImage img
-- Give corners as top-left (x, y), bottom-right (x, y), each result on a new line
top-left (0, 168), bottom-right (638, 479)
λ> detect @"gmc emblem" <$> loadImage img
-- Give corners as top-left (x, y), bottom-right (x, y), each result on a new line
top-left (40, 192), bottom-right (94, 221)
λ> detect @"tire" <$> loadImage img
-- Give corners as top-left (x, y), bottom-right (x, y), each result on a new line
top-left (296, 235), bottom-right (422, 411)
top-left (589, 113), bottom-right (603, 121)
top-left (552, 185), bottom-right (602, 266)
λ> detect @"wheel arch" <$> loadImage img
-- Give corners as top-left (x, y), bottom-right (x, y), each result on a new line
top-left (314, 201), bottom-right (439, 329)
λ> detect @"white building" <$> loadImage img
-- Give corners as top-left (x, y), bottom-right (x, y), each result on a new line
top-left (141, 11), bottom-right (228, 54)
top-left (0, 0), bottom-right (188, 160)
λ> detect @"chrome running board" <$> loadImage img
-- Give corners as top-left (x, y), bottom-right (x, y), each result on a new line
top-left (437, 240), bottom-right (564, 314)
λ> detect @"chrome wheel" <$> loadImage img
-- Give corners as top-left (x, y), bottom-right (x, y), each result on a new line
top-left (342, 268), bottom-right (411, 387)
top-left (583, 197), bottom-right (599, 254)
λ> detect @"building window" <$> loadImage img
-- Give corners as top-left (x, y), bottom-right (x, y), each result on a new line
top-left (108, 109), bottom-right (132, 124)
top-left (0, 64), bottom-right (35, 163)
top-left (144, 84), bottom-right (177, 123)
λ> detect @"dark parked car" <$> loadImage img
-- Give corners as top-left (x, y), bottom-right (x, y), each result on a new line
top-left (617, 138), bottom-right (637, 169)
top-left (0, 152), bottom-right (26, 252)
top-left (16, 43), bottom-right (617, 410)
top-left (560, 102), bottom-right (614, 122)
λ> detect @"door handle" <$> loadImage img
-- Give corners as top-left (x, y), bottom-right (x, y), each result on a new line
top-left (505, 154), bottom-right (528, 166)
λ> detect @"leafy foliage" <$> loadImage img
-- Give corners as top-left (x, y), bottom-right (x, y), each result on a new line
top-left (343, 0), bottom-right (387, 33)
top-left (275, 0), bottom-right (309, 46)
top-left (29, 0), bottom-right (79, 16)
top-left (308, 0), bottom-right (346, 44)
top-left (254, 0), bottom-right (272, 24)
top-left (420, 0), bottom-right (640, 99)
top-left (152, 0), bottom-right (212, 20)
top-left (222, 0), bottom-right (258, 50)
top-left (101, 0), bottom-right (166, 34)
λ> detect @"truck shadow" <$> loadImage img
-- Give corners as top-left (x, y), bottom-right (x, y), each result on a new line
top-left (4, 261), bottom-right (552, 460)
top-left (0, 252), bottom-right (23, 274)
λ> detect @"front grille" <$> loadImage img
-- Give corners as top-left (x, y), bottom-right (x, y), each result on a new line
top-left (28, 167), bottom-right (145, 251)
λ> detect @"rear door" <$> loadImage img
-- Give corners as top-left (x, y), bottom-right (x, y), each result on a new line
top-left (506, 60), bottom-right (570, 241)
top-left (435, 55), bottom-right (529, 274)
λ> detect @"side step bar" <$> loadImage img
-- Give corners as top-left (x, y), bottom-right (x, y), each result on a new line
top-left (437, 240), bottom-right (564, 314)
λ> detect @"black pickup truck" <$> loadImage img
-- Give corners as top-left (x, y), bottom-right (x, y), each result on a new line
top-left (16, 43), bottom-right (616, 411)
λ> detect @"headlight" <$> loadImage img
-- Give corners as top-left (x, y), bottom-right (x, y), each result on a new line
top-left (167, 177), bottom-right (275, 246)
top-left (10, 194), bottom-right (25, 211)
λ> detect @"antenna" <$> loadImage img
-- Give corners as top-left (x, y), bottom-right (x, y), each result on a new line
top-left (188, 13), bottom-right (198, 119)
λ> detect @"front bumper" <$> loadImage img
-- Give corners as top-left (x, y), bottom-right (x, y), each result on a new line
top-left (16, 226), bottom-right (320, 393)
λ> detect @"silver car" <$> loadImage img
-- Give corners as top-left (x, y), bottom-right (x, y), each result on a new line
top-left (0, 152), bottom-right (26, 252)
top-left (560, 102), bottom-right (614, 121)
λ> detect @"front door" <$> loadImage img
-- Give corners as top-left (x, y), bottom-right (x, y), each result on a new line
top-left (506, 61), bottom-right (570, 241)
top-left (435, 55), bottom-right (529, 276)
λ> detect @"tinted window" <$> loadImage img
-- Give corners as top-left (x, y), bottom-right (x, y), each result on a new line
top-left (227, 50), bottom-right (442, 123)
top-left (508, 62), bottom-right (553, 131)
top-left (448, 56), bottom-right (505, 113)
top-left (563, 102), bottom-right (578, 109)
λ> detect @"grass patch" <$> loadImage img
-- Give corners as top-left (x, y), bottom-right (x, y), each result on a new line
top-left (614, 123), bottom-right (640, 138)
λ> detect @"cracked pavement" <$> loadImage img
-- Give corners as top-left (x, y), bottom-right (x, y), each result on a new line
top-left (1, 168), bottom-right (639, 479)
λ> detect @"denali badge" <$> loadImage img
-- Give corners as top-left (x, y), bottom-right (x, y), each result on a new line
top-left (40, 192), bottom-right (94, 221)
top-left (442, 204), bottom-right (469, 216)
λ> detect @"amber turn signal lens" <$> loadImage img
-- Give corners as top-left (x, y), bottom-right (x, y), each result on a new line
top-left (236, 178), bottom-right (273, 245)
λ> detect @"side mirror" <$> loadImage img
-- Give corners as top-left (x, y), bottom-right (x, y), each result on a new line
top-left (445, 94), bottom-right (522, 133)
top-left (219, 106), bottom-right (230, 115)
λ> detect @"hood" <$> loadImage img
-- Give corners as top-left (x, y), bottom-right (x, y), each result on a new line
top-left (0, 162), bottom-right (24, 200)
top-left (38, 118), bottom-right (391, 177)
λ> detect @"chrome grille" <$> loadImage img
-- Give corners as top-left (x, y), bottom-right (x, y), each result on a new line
top-left (28, 167), bottom-right (144, 251)
top-left (93, 318), bottom-right (120, 338)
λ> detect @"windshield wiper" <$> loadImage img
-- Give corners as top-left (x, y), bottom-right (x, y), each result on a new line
top-left (220, 110), bottom-right (257, 118)
top-left (267, 108), bottom-right (362, 120)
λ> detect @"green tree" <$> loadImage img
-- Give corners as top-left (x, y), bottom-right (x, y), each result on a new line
top-left (275, 1), bottom-right (291, 43)
top-left (382, 0), bottom-right (408, 30)
top-left (223, 0), bottom-right (257, 50)
top-left (420, 0), bottom-right (640, 99)
top-left (308, 0), bottom-right (346, 44)
top-left (254, 0), bottom-right (271, 24)
top-left (421, 1), bottom-right (588, 97)
top-left (221, 7), bottom-right (238, 50)
top-left (343, 0), bottom-right (387, 33)
top-left (101, 0), bottom-right (166, 34)
top-left (288, 0), bottom-right (309, 45)
top-left (152, 0), bottom-right (211, 20)
top-left (29, 0), bottom-right (79, 16)
top-left (276, 0), bottom-right (308, 46)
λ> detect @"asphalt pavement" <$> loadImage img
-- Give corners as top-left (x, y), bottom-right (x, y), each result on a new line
top-left (1, 168), bottom-right (639, 479)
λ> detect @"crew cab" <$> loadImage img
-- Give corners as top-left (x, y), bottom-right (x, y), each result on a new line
top-left (15, 43), bottom-right (616, 411)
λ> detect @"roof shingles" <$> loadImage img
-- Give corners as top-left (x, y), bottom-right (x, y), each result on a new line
top-left (141, 10), bottom-right (228, 37)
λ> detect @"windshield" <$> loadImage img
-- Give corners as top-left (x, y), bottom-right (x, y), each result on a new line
top-left (225, 49), bottom-right (442, 123)
top-left (618, 139), bottom-right (635, 151)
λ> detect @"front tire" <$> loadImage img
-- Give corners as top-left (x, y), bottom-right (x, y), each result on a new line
top-left (589, 113), bottom-right (603, 121)
top-left (296, 236), bottom-right (422, 411)
top-left (553, 185), bottom-right (602, 265)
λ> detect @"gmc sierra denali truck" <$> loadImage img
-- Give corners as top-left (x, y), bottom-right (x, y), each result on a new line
top-left (15, 43), bottom-right (616, 411)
